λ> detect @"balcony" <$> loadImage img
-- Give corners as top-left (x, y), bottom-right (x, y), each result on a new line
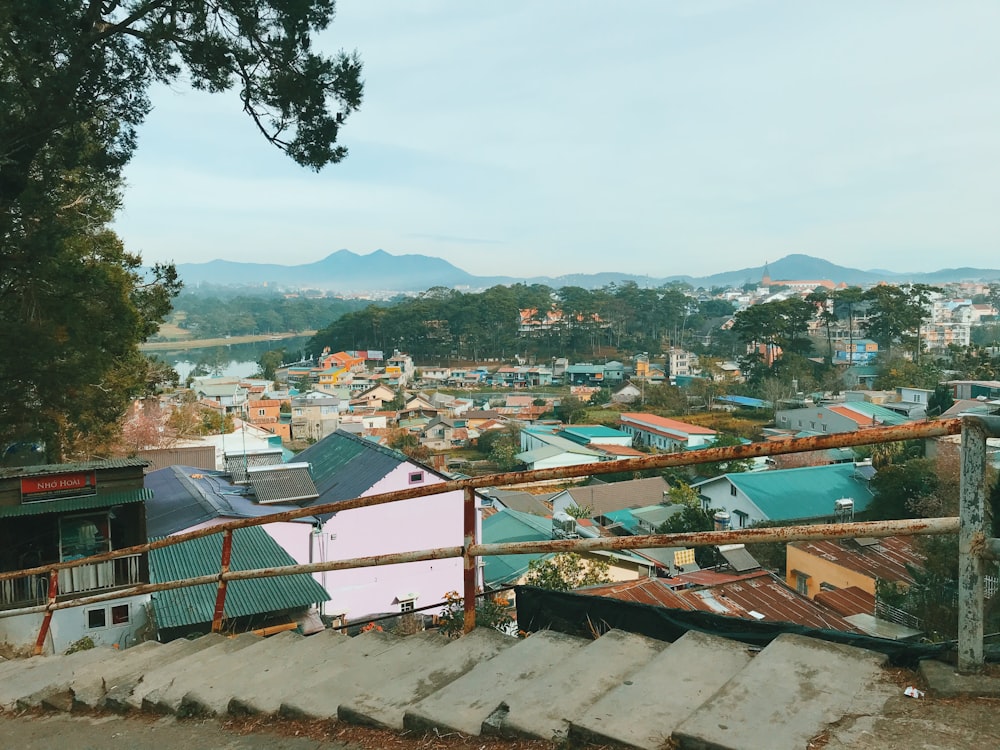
top-left (0, 554), bottom-right (145, 610)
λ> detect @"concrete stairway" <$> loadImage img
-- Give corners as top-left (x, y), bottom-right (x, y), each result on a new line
top-left (0, 627), bottom-right (896, 749)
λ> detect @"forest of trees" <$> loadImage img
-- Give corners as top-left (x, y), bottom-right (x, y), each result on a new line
top-left (167, 293), bottom-right (370, 339)
top-left (310, 282), bottom-right (736, 363)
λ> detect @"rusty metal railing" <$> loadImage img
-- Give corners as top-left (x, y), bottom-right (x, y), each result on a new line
top-left (3, 415), bottom-right (999, 672)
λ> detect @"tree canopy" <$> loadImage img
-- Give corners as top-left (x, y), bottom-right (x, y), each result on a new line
top-left (1, 1), bottom-right (363, 460)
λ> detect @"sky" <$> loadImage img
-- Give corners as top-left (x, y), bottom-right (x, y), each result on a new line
top-left (114, 1), bottom-right (1000, 280)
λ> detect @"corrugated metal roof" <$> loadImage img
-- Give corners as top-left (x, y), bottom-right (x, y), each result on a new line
top-left (694, 463), bottom-right (876, 521)
top-left (581, 573), bottom-right (860, 632)
top-left (789, 536), bottom-right (923, 585)
top-left (0, 458), bottom-right (148, 480)
top-left (144, 466), bottom-right (315, 538)
top-left (0, 488), bottom-right (150, 519)
top-left (149, 526), bottom-right (329, 630)
top-left (293, 431), bottom-right (404, 508)
top-left (248, 463), bottom-right (319, 504)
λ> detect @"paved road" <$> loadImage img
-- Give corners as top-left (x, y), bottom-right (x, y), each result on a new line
top-left (0, 714), bottom-right (359, 750)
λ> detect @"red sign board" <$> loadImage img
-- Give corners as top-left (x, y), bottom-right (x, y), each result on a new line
top-left (21, 471), bottom-right (97, 502)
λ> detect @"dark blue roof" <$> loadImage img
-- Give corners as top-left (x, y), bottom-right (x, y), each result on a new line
top-left (144, 466), bottom-right (316, 537)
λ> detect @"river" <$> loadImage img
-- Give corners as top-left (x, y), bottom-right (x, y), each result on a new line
top-left (151, 336), bottom-right (313, 381)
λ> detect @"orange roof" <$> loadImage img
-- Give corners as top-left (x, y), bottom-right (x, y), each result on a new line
top-left (827, 405), bottom-right (880, 428)
top-left (620, 413), bottom-right (716, 436)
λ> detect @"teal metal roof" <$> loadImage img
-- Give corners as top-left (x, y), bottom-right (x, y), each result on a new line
top-left (601, 508), bottom-right (641, 534)
top-left (840, 401), bottom-right (908, 425)
top-left (149, 526), bottom-right (329, 630)
top-left (558, 425), bottom-right (630, 445)
top-left (0, 488), bottom-right (150, 519)
top-left (697, 463), bottom-right (876, 521)
top-left (481, 509), bottom-right (552, 587)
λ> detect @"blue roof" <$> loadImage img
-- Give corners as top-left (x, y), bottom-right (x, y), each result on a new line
top-left (481, 508), bottom-right (553, 587)
top-left (693, 463), bottom-right (876, 521)
top-left (716, 395), bottom-right (771, 408)
top-left (601, 508), bottom-right (641, 534)
top-left (557, 425), bottom-right (630, 445)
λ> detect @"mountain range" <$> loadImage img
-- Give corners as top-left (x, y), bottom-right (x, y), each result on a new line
top-left (175, 250), bottom-right (1000, 293)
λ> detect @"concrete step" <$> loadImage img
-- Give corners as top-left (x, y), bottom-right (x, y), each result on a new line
top-left (337, 628), bottom-right (517, 730)
top-left (403, 629), bottom-right (589, 737)
top-left (672, 632), bottom-right (891, 750)
top-left (569, 630), bottom-right (755, 750)
top-left (103, 633), bottom-right (249, 712)
top-left (0, 647), bottom-right (118, 710)
top-left (96, 635), bottom-right (224, 710)
top-left (483, 628), bottom-right (669, 742)
top-left (138, 633), bottom-right (262, 713)
top-left (278, 630), bottom-right (448, 720)
top-left (150, 630), bottom-right (304, 716)
top-left (36, 640), bottom-right (164, 711)
top-left (227, 630), bottom-right (358, 716)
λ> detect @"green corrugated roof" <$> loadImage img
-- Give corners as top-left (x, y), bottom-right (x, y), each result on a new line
top-left (697, 463), bottom-right (875, 521)
top-left (0, 488), bottom-right (150, 519)
top-left (149, 526), bottom-right (329, 630)
top-left (0, 458), bottom-right (148, 480)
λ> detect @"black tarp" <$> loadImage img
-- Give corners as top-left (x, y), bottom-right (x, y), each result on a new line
top-left (514, 585), bottom-right (954, 668)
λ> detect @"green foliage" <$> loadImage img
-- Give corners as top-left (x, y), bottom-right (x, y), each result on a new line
top-left (564, 503), bottom-right (593, 519)
top-left (695, 433), bottom-right (754, 478)
top-left (666, 482), bottom-right (701, 508)
top-left (862, 283), bottom-right (940, 360)
top-left (481, 425), bottom-right (522, 471)
top-left (437, 591), bottom-right (513, 639)
top-left (2, 0), bottom-right (363, 459)
top-left (554, 396), bottom-right (586, 425)
top-left (656, 505), bottom-right (717, 567)
top-left (64, 636), bottom-right (96, 655)
top-left (866, 458), bottom-right (939, 520)
top-left (524, 553), bottom-right (612, 591)
top-left (256, 349), bottom-right (287, 381)
top-left (743, 520), bottom-right (789, 574)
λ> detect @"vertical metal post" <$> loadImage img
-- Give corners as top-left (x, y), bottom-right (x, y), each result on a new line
top-left (958, 417), bottom-right (988, 673)
top-left (211, 528), bottom-right (234, 634)
top-left (462, 486), bottom-right (477, 634)
top-left (33, 569), bottom-right (59, 656)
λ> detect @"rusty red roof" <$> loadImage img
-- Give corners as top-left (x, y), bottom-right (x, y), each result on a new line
top-left (580, 572), bottom-right (860, 633)
top-left (814, 586), bottom-right (875, 617)
top-left (789, 536), bottom-right (924, 586)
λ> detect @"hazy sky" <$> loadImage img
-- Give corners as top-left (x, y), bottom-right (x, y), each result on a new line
top-left (114, 1), bottom-right (1000, 279)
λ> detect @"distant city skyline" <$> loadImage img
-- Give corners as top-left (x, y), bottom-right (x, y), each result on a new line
top-left (114, 1), bottom-right (1000, 279)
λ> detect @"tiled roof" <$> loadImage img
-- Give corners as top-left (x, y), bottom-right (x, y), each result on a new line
top-left (789, 536), bottom-right (924, 585)
top-left (149, 526), bottom-right (329, 629)
top-left (580, 572), bottom-right (860, 632)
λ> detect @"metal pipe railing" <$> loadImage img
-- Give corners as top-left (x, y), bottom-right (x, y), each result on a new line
top-left (6, 415), bottom-right (998, 672)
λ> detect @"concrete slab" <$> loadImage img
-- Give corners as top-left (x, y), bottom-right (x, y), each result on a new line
top-left (919, 659), bottom-right (1000, 698)
top-left (672, 633), bottom-right (889, 750)
top-left (98, 636), bottom-right (225, 710)
top-left (139, 633), bottom-right (263, 712)
top-left (277, 631), bottom-right (447, 721)
top-left (569, 630), bottom-right (754, 750)
top-left (174, 630), bottom-right (308, 717)
top-left (484, 629), bottom-right (668, 742)
top-left (229, 629), bottom-right (398, 717)
top-left (0, 647), bottom-right (117, 710)
top-left (337, 628), bottom-right (516, 731)
top-left (403, 629), bottom-right (588, 737)
top-left (33, 640), bottom-right (164, 712)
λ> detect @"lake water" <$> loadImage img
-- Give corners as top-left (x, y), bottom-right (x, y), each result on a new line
top-left (152, 336), bottom-right (313, 382)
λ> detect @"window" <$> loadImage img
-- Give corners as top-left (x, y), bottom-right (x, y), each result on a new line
top-left (86, 607), bottom-right (107, 629)
top-left (400, 600), bottom-right (415, 613)
top-left (257, 408), bottom-right (266, 417)
top-left (792, 571), bottom-right (810, 596)
top-left (408, 471), bottom-right (424, 484)
top-left (111, 604), bottom-right (130, 625)
top-left (730, 484), bottom-right (737, 497)
top-left (819, 582), bottom-right (838, 592)
top-left (733, 509), bottom-right (749, 528)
